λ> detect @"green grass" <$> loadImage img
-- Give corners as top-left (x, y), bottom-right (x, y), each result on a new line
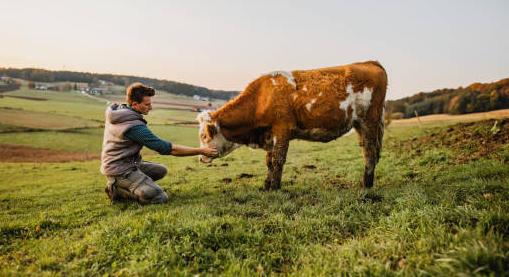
top-left (1, 84), bottom-right (508, 275)
top-left (0, 122), bottom-right (508, 276)
top-left (0, 125), bottom-right (198, 152)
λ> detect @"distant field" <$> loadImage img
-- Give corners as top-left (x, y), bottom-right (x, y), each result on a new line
top-left (391, 109), bottom-right (509, 128)
top-left (103, 91), bottom-right (226, 110)
top-left (0, 93), bottom-right (108, 122)
top-left (0, 108), bottom-right (100, 130)
top-left (3, 87), bottom-right (102, 103)
top-left (1, 87), bottom-right (203, 125)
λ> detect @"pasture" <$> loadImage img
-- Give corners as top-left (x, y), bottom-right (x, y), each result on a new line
top-left (0, 87), bottom-right (508, 276)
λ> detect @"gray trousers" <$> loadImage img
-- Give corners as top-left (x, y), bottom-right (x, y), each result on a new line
top-left (106, 161), bottom-right (169, 204)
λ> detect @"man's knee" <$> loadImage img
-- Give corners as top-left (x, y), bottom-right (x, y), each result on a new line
top-left (151, 166), bottom-right (168, 181)
top-left (140, 162), bottom-right (168, 181)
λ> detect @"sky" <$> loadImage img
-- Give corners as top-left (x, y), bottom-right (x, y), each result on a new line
top-left (1, 0), bottom-right (508, 100)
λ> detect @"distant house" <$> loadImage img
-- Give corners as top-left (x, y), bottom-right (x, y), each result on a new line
top-left (90, 87), bottom-right (109, 95)
top-left (98, 80), bottom-right (114, 86)
top-left (35, 83), bottom-right (49, 90)
top-left (193, 95), bottom-right (210, 102)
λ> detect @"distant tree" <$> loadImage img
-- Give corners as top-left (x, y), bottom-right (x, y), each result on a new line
top-left (74, 83), bottom-right (78, 90)
top-left (449, 95), bottom-right (467, 114)
top-left (389, 101), bottom-right (406, 114)
top-left (28, 81), bottom-right (35, 89)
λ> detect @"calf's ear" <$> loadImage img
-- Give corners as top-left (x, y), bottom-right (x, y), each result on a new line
top-left (206, 124), bottom-right (217, 139)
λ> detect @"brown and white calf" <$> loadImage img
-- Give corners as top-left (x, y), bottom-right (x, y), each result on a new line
top-left (198, 61), bottom-right (387, 190)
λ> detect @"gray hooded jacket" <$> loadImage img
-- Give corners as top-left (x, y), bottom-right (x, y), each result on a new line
top-left (100, 104), bottom-right (147, 176)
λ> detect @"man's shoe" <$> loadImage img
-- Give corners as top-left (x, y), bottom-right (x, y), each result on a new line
top-left (105, 184), bottom-right (125, 204)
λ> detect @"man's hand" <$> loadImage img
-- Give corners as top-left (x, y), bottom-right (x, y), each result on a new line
top-left (201, 147), bottom-right (219, 157)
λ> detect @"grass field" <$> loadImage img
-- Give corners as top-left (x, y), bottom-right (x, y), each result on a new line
top-left (0, 87), bottom-right (204, 125)
top-left (0, 108), bottom-right (100, 130)
top-left (0, 86), bottom-right (508, 275)
top-left (0, 125), bottom-right (198, 153)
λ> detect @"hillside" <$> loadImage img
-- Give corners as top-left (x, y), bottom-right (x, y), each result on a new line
top-left (0, 79), bottom-right (508, 275)
top-left (0, 68), bottom-right (240, 100)
top-left (387, 78), bottom-right (509, 118)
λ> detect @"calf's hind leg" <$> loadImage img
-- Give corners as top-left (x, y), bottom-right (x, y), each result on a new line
top-left (264, 151), bottom-right (274, 190)
top-left (354, 119), bottom-right (384, 188)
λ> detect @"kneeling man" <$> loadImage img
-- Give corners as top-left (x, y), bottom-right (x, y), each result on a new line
top-left (100, 83), bottom-right (218, 204)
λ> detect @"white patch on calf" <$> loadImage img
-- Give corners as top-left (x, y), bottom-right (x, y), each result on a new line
top-left (357, 87), bottom-right (373, 109)
top-left (292, 94), bottom-right (298, 100)
top-left (343, 129), bottom-right (355, 137)
top-left (196, 111), bottom-right (212, 123)
top-left (318, 92), bottom-right (322, 97)
top-left (303, 86), bottom-right (308, 91)
top-left (268, 71), bottom-right (296, 88)
top-left (339, 84), bottom-right (373, 120)
top-left (273, 137), bottom-right (277, 145)
top-left (271, 78), bottom-right (277, 86)
top-left (306, 98), bottom-right (316, 111)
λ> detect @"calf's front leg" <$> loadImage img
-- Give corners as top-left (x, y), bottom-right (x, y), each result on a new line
top-left (268, 137), bottom-right (289, 190)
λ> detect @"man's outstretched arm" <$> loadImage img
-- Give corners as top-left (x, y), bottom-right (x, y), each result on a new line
top-left (170, 144), bottom-right (218, 157)
top-left (124, 125), bottom-right (218, 157)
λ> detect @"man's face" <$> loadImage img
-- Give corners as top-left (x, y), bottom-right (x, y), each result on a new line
top-left (131, 96), bottom-right (153, 115)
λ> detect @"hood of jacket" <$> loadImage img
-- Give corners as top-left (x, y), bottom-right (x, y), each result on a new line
top-left (106, 104), bottom-right (146, 125)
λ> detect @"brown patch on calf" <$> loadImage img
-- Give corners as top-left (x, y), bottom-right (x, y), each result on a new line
top-left (206, 124), bottom-right (217, 139)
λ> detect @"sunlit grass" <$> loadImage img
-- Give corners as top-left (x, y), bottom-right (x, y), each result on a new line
top-left (0, 121), bottom-right (508, 275)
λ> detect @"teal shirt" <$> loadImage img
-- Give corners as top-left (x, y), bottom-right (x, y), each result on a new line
top-left (122, 106), bottom-right (172, 155)
top-left (124, 125), bottom-right (173, 155)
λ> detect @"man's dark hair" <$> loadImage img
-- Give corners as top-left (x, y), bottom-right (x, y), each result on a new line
top-left (126, 83), bottom-right (156, 105)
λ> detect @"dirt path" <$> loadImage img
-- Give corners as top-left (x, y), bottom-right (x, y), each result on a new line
top-left (0, 144), bottom-right (100, 162)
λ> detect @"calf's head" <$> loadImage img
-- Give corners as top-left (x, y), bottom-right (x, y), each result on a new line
top-left (197, 111), bottom-right (239, 163)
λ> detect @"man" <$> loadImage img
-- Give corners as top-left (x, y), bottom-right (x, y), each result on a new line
top-left (100, 82), bottom-right (218, 204)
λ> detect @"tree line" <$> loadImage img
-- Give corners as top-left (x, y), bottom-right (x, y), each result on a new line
top-left (0, 68), bottom-right (239, 100)
top-left (386, 78), bottom-right (509, 118)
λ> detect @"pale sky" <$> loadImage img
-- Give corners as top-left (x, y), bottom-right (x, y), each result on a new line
top-left (1, 0), bottom-right (508, 99)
